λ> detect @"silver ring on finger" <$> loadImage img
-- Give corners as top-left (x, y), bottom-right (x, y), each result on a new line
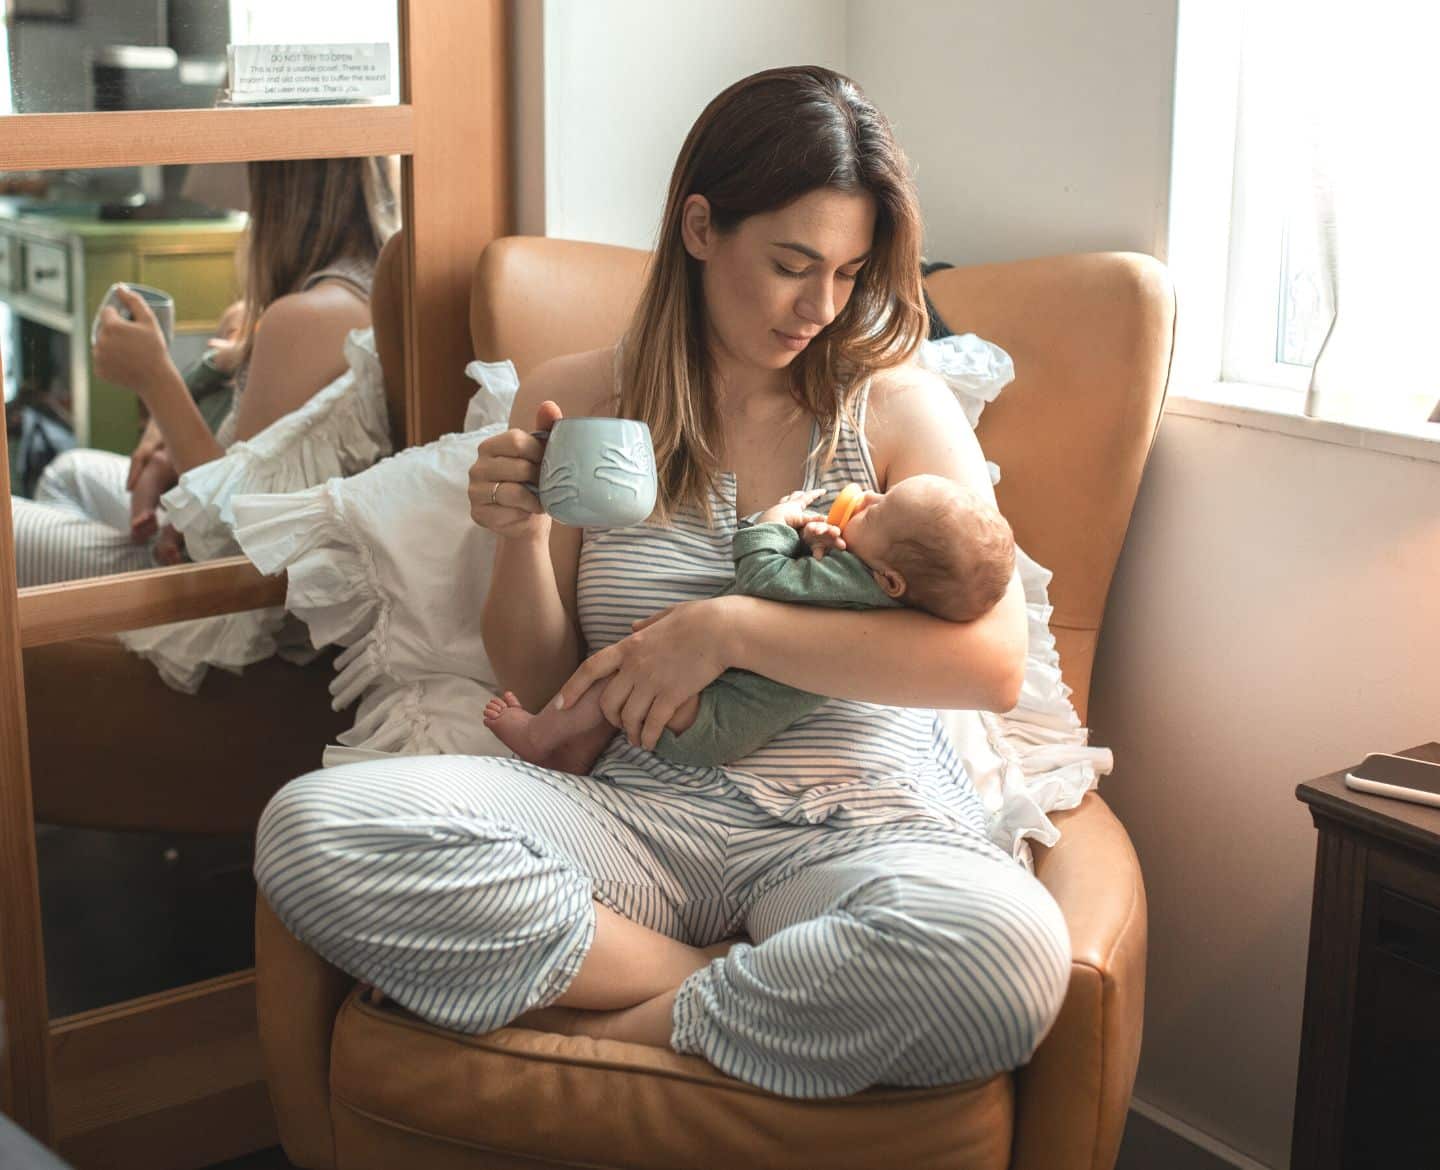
top-left (490, 481), bottom-right (501, 505)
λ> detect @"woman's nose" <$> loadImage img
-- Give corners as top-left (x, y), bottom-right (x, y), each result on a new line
top-left (797, 279), bottom-right (837, 327)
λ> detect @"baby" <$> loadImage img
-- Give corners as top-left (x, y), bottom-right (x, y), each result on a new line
top-left (483, 472), bottom-right (1016, 772)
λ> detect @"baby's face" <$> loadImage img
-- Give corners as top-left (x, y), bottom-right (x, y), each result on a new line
top-left (840, 477), bottom-right (939, 565)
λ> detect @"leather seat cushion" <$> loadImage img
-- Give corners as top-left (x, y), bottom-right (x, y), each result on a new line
top-left (330, 989), bottom-right (1014, 1170)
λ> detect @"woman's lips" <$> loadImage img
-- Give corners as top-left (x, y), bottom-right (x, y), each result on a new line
top-left (774, 330), bottom-right (814, 351)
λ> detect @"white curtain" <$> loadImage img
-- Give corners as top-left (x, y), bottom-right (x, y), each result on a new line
top-left (1242, 1), bottom-right (1440, 426)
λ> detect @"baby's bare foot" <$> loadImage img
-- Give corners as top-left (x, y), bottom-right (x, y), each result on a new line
top-left (484, 689), bottom-right (615, 775)
top-left (484, 691), bottom-right (545, 762)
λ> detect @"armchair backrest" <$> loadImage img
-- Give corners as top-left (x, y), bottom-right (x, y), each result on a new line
top-left (470, 238), bottom-right (1174, 721)
top-left (372, 228), bottom-right (409, 448)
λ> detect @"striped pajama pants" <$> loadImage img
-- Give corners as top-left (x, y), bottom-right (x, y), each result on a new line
top-left (254, 753), bottom-right (1071, 1099)
top-left (11, 449), bottom-right (156, 586)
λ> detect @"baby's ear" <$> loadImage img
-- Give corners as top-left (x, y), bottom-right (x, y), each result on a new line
top-left (872, 565), bottom-right (906, 598)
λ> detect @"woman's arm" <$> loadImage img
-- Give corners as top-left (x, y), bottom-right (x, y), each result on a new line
top-left (722, 364), bottom-right (1026, 710)
top-left (95, 282), bottom-right (368, 474)
top-left (92, 287), bottom-right (218, 472)
top-left (476, 349), bottom-right (614, 711)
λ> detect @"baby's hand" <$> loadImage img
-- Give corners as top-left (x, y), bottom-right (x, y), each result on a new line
top-left (756, 488), bottom-right (826, 528)
top-left (799, 518), bottom-right (846, 559)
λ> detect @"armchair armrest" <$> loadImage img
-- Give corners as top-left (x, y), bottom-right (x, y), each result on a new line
top-left (256, 896), bottom-right (355, 1170)
top-left (1010, 791), bottom-right (1148, 1170)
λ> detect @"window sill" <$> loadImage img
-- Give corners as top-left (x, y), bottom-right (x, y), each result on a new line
top-left (1165, 383), bottom-right (1440, 465)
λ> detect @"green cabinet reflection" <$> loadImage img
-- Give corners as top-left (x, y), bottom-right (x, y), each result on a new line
top-left (0, 200), bottom-right (244, 454)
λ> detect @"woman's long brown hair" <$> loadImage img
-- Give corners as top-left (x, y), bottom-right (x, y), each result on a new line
top-left (235, 156), bottom-right (399, 367)
top-left (620, 66), bottom-right (928, 524)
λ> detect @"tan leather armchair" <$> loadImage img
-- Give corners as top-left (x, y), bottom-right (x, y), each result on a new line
top-left (256, 240), bottom-right (1173, 1170)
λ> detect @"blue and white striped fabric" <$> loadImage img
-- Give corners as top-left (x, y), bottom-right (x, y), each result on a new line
top-left (253, 377), bottom-right (1071, 1098)
top-left (12, 449), bottom-right (157, 586)
top-left (579, 386), bottom-right (991, 836)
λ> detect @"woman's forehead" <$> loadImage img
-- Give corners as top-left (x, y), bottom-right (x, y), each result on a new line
top-left (745, 189), bottom-right (876, 257)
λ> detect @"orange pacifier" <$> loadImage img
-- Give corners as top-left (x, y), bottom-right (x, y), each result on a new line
top-left (827, 483), bottom-right (865, 533)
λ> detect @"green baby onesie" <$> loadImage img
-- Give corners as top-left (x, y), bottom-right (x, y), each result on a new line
top-left (654, 521), bottom-right (900, 768)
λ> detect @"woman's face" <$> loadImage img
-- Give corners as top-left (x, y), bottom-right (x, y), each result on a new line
top-left (682, 186), bottom-right (877, 374)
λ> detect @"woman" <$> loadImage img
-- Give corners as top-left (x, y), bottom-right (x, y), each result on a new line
top-left (12, 156), bottom-right (397, 586)
top-left (254, 67), bottom-right (1070, 1098)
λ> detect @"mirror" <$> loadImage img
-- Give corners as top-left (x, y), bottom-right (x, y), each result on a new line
top-left (24, 610), bottom-right (355, 1015)
top-left (38, 819), bottom-right (257, 1016)
top-left (3, 154), bottom-right (403, 591)
top-left (1, 0), bottom-right (400, 116)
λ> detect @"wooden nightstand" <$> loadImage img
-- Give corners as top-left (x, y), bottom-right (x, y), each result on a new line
top-left (1292, 743), bottom-right (1440, 1169)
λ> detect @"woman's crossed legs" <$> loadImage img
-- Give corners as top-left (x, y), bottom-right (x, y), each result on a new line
top-left (253, 754), bottom-right (1069, 1099)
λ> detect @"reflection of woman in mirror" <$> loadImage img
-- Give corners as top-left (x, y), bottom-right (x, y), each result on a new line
top-left (10, 157), bottom-right (398, 586)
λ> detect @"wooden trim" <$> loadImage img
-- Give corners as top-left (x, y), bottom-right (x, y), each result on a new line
top-left (50, 970), bottom-right (276, 1168)
top-left (0, 105), bottom-right (414, 171)
top-left (18, 560), bottom-right (286, 648)
top-left (404, 0), bottom-right (514, 442)
top-left (0, 351), bottom-right (54, 1140)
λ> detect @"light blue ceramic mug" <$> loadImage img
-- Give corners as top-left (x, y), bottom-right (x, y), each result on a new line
top-left (526, 417), bottom-right (658, 528)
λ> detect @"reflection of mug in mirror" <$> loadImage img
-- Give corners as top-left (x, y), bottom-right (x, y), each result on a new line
top-left (91, 282), bottom-right (176, 348)
top-left (529, 418), bottom-right (658, 528)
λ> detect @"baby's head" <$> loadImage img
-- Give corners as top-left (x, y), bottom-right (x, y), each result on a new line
top-left (839, 474), bottom-right (1014, 621)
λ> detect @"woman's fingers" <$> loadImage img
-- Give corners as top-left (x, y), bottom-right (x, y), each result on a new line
top-left (535, 399), bottom-right (563, 431)
top-left (639, 698), bottom-right (676, 752)
top-left (114, 285), bottom-right (159, 328)
top-left (475, 452), bottom-right (540, 485)
top-left (597, 672), bottom-right (634, 732)
top-left (617, 684), bottom-right (658, 747)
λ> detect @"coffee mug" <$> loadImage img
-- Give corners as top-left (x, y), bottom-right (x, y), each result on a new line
top-left (526, 417), bottom-right (658, 528)
top-left (91, 282), bottom-right (176, 348)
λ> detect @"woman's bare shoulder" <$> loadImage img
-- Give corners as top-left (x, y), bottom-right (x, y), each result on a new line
top-left (271, 279), bottom-right (372, 326)
top-left (865, 359), bottom-right (964, 437)
top-left (513, 343), bottom-right (619, 421)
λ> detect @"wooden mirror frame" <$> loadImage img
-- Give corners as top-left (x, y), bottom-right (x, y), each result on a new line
top-left (0, 1), bottom-right (511, 1159)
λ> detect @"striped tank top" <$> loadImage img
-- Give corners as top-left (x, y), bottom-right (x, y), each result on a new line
top-left (575, 361), bottom-right (991, 838)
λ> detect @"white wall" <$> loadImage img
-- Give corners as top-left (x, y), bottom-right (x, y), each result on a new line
top-left (1092, 417), bottom-right (1440, 1166)
top-left (541, 0), bottom-right (846, 247)
top-left (532, 3), bottom-right (1440, 1165)
top-left (846, 0), bottom-right (1176, 265)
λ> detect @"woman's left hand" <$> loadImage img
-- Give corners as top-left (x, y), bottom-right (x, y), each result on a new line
top-left (92, 286), bottom-right (175, 401)
top-left (553, 595), bottom-right (740, 751)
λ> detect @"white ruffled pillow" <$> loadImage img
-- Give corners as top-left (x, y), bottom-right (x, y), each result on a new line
top-left (116, 328), bottom-right (393, 693)
top-left (231, 335), bottom-right (1112, 867)
top-left (229, 358), bottom-right (514, 757)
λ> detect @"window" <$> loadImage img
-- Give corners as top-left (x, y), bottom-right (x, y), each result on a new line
top-left (1173, 0), bottom-right (1440, 432)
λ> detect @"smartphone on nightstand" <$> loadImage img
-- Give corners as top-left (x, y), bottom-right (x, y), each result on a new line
top-left (1344, 753), bottom-right (1440, 810)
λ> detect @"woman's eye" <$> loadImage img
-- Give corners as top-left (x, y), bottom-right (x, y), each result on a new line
top-left (774, 263), bottom-right (863, 281)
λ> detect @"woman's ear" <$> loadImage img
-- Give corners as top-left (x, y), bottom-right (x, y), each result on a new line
top-left (680, 194), bottom-right (714, 261)
top-left (871, 565), bottom-right (906, 599)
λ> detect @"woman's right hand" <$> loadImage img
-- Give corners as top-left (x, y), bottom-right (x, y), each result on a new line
top-left (468, 399), bottom-right (563, 539)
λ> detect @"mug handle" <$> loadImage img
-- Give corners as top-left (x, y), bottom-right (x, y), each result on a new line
top-left (519, 428), bottom-right (551, 498)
